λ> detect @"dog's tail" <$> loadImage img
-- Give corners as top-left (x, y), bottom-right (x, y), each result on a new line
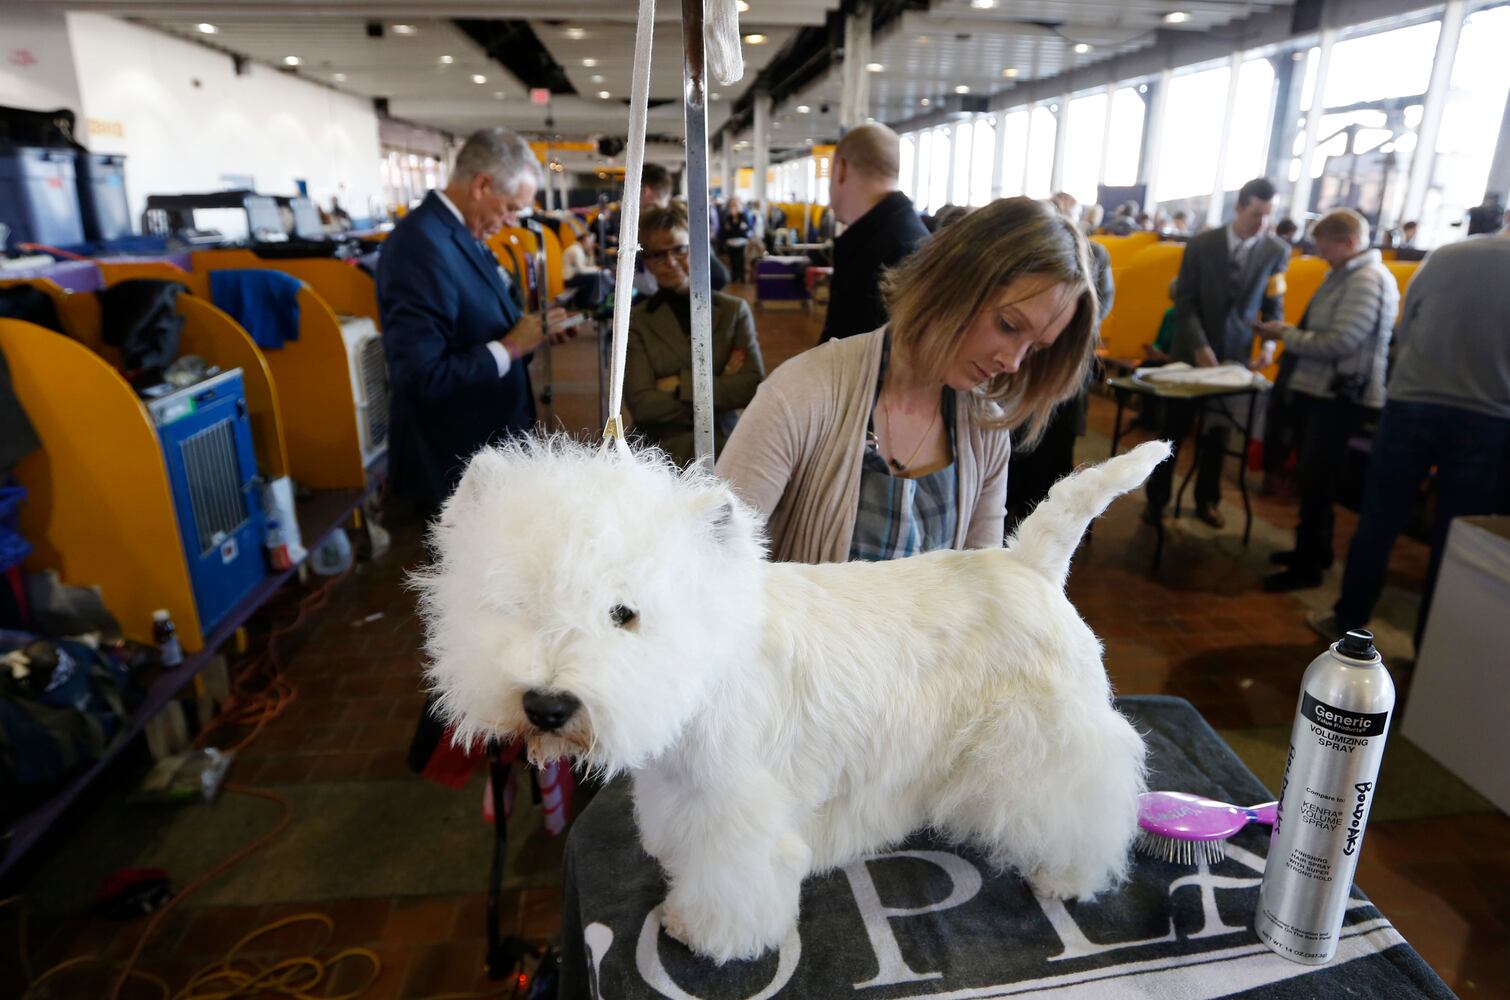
top-left (1007, 440), bottom-right (1172, 588)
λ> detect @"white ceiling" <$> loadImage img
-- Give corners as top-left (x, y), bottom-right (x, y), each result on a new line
top-left (40, 1), bottom-right (1295, 172)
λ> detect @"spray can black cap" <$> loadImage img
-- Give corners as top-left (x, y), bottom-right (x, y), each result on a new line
top-left (1337, 628), bottom-right (1377, 659)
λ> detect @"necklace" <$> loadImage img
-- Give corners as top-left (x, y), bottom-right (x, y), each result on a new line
top-left (880, 391), bottom-right (941, 473)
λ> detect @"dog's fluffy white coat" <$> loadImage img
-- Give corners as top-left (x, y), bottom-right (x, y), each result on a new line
top-left (417, 437), bottom-right (1170, 962)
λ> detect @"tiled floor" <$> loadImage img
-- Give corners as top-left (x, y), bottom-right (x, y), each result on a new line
top-left (4, 287), bottom-right (1505, 998)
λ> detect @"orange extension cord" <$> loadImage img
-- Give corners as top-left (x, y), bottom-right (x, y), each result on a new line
top-left (13, 554), bottom-right (531, 1000)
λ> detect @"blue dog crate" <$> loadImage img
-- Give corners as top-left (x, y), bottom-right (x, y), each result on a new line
top-left (76, 152), bottom-right (132, 242)
top-left (145, 370), bottom-right (268, 636)
top-left (0, 146), bottom-right (85, 248)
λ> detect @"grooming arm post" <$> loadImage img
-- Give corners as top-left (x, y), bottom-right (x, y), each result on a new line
top-left (682, 0), bottom-right (715, 471)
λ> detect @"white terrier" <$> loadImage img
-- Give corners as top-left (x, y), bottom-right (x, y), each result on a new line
top-left (417, 437), bottom-right (1170, 963)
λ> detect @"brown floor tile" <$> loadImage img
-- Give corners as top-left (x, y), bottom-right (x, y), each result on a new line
top-left (382, 896), bottom-right (461, 947)
top-left (401, 939), bottom-right (490, 998)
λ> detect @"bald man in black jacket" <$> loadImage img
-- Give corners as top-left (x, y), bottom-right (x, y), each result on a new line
top-left (819, 124), bottom-right (929, 344)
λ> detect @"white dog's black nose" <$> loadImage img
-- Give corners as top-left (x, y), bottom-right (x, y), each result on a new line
top-left (522, 690), bottom-right (581, 732)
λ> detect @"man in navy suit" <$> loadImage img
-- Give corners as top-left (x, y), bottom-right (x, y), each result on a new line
top-left (378, 127), bottom-right (575, 521)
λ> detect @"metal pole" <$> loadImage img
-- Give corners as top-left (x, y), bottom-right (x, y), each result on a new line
top-left (524, 217), bottom-right (555, 427)
top-left (682, 0), bottom-right (715, 469)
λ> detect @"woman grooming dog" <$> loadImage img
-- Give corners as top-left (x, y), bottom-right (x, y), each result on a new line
top-left (717, 196), bottom-right (1102, 563)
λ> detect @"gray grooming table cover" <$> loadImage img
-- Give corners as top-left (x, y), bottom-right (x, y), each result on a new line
top-left (559, 695), bottom-right (1453, 999)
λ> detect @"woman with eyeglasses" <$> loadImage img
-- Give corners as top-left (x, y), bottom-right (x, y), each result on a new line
top-left (624, 201), bottom-right (766, 467)
top-left (716, 196), bottom-right (1101, 564)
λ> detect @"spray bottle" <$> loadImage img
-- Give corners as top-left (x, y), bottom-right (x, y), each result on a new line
top-left (1255, 628), bottom-right (1393, 964)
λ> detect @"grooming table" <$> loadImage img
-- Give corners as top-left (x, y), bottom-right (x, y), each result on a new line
top-left (754, 255), bottom-right (810, 310)
top-left (558, 695), bottom-right (1452, 999)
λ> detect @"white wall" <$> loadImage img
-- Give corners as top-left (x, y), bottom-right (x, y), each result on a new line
top-left (0, 7), bottom-right (84, 119)
top-left (66, 14), bottom-right (383, 229)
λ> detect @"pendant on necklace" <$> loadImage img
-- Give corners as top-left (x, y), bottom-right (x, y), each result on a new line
top-left (888, 457), bottom-right (906, 472)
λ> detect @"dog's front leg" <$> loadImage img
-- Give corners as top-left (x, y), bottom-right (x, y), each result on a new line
top-left (634, 767), bottom-right (809, 963)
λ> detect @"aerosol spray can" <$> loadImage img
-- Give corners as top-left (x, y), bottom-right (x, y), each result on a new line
top-left (1255, 629), bottom-right (1393, 964)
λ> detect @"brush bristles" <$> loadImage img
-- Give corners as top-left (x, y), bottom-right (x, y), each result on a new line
top-left (1135, 831), bottom-right (1229, 866)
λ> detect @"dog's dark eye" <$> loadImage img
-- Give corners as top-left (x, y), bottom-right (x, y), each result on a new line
top-left (610, 604), bottom-right (638, 628)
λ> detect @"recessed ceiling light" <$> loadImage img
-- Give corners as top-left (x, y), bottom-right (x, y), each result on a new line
top-left (590, 74), bottom-right (604, 83)
top-left (1002, 66), bottom-right (1019, 78)
top-left (743, 34), bottom-right (767, 45)
top-left (332, 72), bottom-right (347, 82)
top-left (392, 24), bottom-right (417, 35)
top-left (565, 27), bottom-right (587, 40)
top-left (598, 90), bottom-right (611, 99)
top-left (1163, 11), bottom-right (1190, 24)
top-left (1073, 43), bottom-right (1091, 54)
top-left (970, 0), bottom-right (997, 8)
top-left (866, 62), bottom-right (884, 72)
top-left (737, 1), bottom-right (749, 11)
top-left (196, 22), bottom-right (217, 34)
top-left (920, 98), bottom-right (930, 106)
top-left (582, 58), bottom-right (598, 67)
top-left (439, 54), bottom-right (454, 65)
top-left (796, 104), bottom-right (811, 113)
top-left (954, 85), bottom-right (970, 94)
top-left (283, 55), bottom-right (301, 66)
top-left (472, 74), bottom-right (487, 84)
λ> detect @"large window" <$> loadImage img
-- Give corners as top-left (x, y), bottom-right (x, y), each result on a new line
top-left (1223, 58), bottom-right (1276, 191)
top-left (951, 122), bottom-right (973, 206)
top-left (1024, 105), bottom-right (1058, 198)
top-left (916, 130), bottom-right (933, 213)
top-left (1061, 91), bottom-right (1109, 207)
top-left (970, 116), bottom-right (996, 205)
top-left (927, 125), bottom-right (951, 212)
top-left (1324, 21), bottom-right (1440, 108)
top-left (998, 110), bottom-right (1029, 196)
top-left (1425, 3), bottom-right (1510, 245)
top-left (898, 134), bottom-right (916, 203)
top-left (1103, 87), bottom-right (1145, 187)
top-left (1154, 64), bottom-right (1232, 202)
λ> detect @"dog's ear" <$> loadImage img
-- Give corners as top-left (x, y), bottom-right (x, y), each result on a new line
top-left (691, 488), bottom-right (741, 545)
top-left (442, 447), bottom-right (508, 522)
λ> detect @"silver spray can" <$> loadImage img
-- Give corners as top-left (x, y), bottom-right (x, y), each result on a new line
top-left (1254, 629), bottom-right (1393, 965)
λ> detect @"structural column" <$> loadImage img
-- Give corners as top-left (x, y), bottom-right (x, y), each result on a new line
top-left (1139, 69), bottom-right (1172, 214)
top-left (1049, 94), bottom-right (1069, 194)
top-left (1206, 51), bottom-right (1244, 230)
top-left (753, 92), bottom-right (772, 205)
top-left (1485, 79), bottom-right (1510, 207)
top-left (1290, 28), bottom-right (1336, 224)
top-left (1400, 0), bottom-right (1467, 225)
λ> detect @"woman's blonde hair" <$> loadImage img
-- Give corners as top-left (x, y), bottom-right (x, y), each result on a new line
top-left (1311, 207), bottom-right (1369, 246)
top-left (882, 196), bottom-right (1099, 447)
top-left (641, 200), bottom-right (690, 238)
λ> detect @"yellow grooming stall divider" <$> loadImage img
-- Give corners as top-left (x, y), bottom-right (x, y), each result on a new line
top-left (177, 295), bottom-right (291, 480)
top-left (191, 250), bottom-right (379, 326)
top-left (257, 286), bottom-right (368, 490)
top-left (98, 261), bottom-right (209, 297)
top-left (1097, 242), bottom-right (1185, 361)
top-left (0, 319), bottom-right (205, 650)
top-left (1282, 256), bottom-right (1329, 326)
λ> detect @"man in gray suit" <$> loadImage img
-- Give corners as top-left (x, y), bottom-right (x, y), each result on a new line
top-left (1145, 177), bottom-right (1288, 528)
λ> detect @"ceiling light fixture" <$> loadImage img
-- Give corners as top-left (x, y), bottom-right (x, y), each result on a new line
top-left (565, 27), bottom-right (587, 40)
top-left (598, 90), bottom-right (611, 99)
top-left (1163, 11), bottom-right (1190, 24)
top-left (743, 33), bottom-right (767, 45)
top-left (392, 24), bottom-right (417, 35)
top-left (866, 62), bottom-right (884, 72)
top-left (582, 57), bottom-right (598, 67)
top-left (1073, 43), bottom-right (1091, 54)
top-left (332, 72), bottom-right (347, 82)
top-left (1002, 66), bottom-right (1019, 78)
top-left (472, 74), bottom-right (487, 84)
top-left (590, 74), bottom-right (605, 82)
top-left (711, 92), bottom-right (722, 100)
top-left (439, 54), bottom-right (454, 65)
top-left (737, 0), bottom-right (750, 11)
top-left (796, 104), bottom-right (811, 113)
top-left (970, 0), bottom-right (997, 8)
top-left (196, 23), bottom-right (217, 34)
top-left (494, 91), bottom-right (505, 99)
top-left (920, 98), bottom-right (930, 106)
top-left (283, 55), bottom-right (301, 66)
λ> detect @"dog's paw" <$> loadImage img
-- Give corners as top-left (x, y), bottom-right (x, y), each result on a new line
top-left (658, 903), bottom-right (697, 950)
top-left (1027, 867), bottom-right (1100, 902)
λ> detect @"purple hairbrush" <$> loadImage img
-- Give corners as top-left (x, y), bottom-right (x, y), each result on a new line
top-left (1135, 791), bottom-right (1278, 865)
